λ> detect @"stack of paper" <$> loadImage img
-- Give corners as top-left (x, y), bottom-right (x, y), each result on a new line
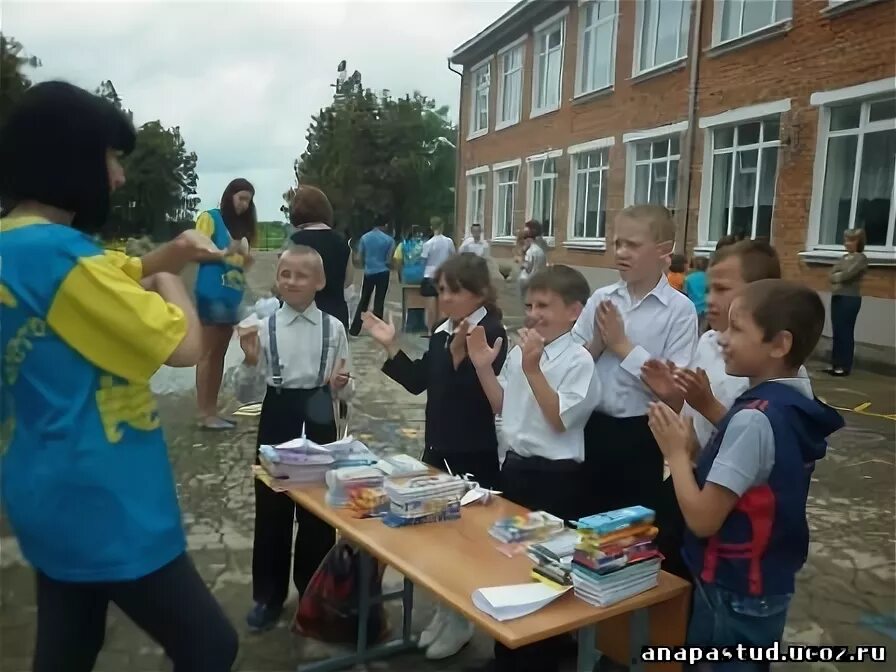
top-left (382, 473), bottom-right (467, 527)
top-left (258, 435), bottom-right (378, 485)
top-left (526, 529), bottom-right (579, 587)
top-left (489, 511), bottom-right (566, 544)
top-left (325, 467), bottom-right (385, 507)
top-left (375, 454), bottom-right (430, 477)
top-left (472, 582), bottom-right (570, 622)
top-left (571, 506), bottom-right (662, 607)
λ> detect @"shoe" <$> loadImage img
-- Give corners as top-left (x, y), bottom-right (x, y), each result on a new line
top-left (418, 604), bottom-right (446, 649)
top-left (246, 603), bottom-right (282, 632)
top-left (200, 417), bottom-right (235, 430)
top-left (831, 368), bottom-right (849, 377)
top-left (426, 611), bottom-right (474, 660)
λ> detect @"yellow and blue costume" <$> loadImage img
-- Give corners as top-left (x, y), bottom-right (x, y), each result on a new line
top-left (194, 209), bottom-right (245, 324)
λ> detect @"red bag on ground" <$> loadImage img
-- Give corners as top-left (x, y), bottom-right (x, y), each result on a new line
top-left (293, 541), bottom-right (389, 644)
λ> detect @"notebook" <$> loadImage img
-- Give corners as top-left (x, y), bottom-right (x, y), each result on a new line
top-left (472, 582), bottom-right (570, 622)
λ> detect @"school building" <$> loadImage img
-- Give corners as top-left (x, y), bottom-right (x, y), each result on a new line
top-left (449, 0), bottom-right (896, 353)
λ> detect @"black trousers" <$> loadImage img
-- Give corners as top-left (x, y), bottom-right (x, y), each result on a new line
top-left (583, 412), bottom-right (685, 576)
top-left (494, 452), bottom-right (587, 672)
top-left (253, 387), bottom-right (337, 608)
top-left (350, 270), bottom-right (390, 334)
top-left (34, 553), bottom-right (237, 672)
top-left (831, 294), bottom-right (861, 373)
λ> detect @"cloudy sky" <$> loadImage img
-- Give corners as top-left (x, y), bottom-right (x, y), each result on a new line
top-left (3, 0), bottom-right (515, 220)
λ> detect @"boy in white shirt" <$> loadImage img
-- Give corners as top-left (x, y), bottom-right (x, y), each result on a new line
top-left (458, 223), bottom-right (490, 257)
top-left (516, 230), bottom-right (547, 299)
top-left (420, 216), bottom-right (456, 332)
top-left (467, 265), bottom-right (598, 672)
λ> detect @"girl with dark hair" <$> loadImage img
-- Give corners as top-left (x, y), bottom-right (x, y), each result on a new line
top-left (361, 252), bottom-right (506, 661)
top-left (0, 81), bottom-right (237, 671)
top-left (194, 178), bottom-right (257, 430)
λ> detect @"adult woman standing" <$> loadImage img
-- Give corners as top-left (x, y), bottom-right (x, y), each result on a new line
top-left (828, 228), bottom-right (868, 377)
top-left (0, 81), bottom-right (237, 671)
top-left (288, 185), bottom-right (353, 328)
top-left (194, 178), bottom-right (256, 430)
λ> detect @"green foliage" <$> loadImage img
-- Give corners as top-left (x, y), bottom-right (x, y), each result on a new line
top-left (293, 67), bottom-right (457, 241)
top-left (0, 34), bottom-right (41, 126)
top-left (97, 83), bottom-right (200, 241)
top-left (256, 220), bottom-right (288, 250)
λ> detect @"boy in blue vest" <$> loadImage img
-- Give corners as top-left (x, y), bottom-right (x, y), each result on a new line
top-left (647, 279), bottom-right (843, 661)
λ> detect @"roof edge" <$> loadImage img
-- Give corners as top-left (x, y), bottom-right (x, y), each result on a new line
top-left (449, 0), bottom-right (539, 64)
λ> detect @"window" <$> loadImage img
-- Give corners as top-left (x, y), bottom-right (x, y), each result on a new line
top-left (528, 158), bottom-right (558, 237)
top-left (569, 149), bottom-right (610, 240)
top-left (706, 118), bottom-right (782, 243)
top-left (497, 45), bottom-right (523, 128)
top-left (466, 173), bottom-right (487, 233)
top-left (470, 63), bottom-right (490, 136)
top-left (532, 18), bottom-right (564, 115)
top-left (636, 0), bottom-right (690, 73)
top-left (631, 136), bottom-right (681, 209)
top-left (718, 0), bottom-right (792, 43)
top-left (577, 0), bottom-right (617, 95)
top-left (493, 166), bottom-right (519, 238)
top-left (815, 97), bottom-right (896, 249)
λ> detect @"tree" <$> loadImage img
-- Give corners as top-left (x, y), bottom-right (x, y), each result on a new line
top-left (0, 34), bottom-right (41, 125)
top-left (291, 64), bottom-right (457, 241)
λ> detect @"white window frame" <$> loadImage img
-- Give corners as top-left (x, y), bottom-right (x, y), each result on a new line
top-left (697, 100), bottom-right (790, 250)
top-left (566, 136), bottom-right (614, 250)
top-left (496, 37), bottom-right (526, 130)
top-left (633, 0), bottom-right (691, 76)
top-left (469, 59), bottom-right (491, 139)
top-left (576, 0), bottom-right (618, 97)
top-left (465, 168), bottom-right (489, 236)
top-left (804, 78), bottom-right (896, 262)
top-left (525, 150), bottom-right (563, 240)
top-left (624, 122), bottom-right (687, 209)
top-left (491, 159), bottom-right (521, 241)
top-left (530, 9), bottom-right (568, 118)
top-left (712, 0), bottom-right (792, 47)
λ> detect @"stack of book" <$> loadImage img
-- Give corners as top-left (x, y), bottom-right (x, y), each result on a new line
top-left (571, 506), bottom-right (662, 607)
top-left (526, 529), bottom-right (579, 588)
top-left (258, 435), bottom-right (378, 485)
top-left (382, 473), bottom-right (467, 527)
top-left (325, 466), bottom-right (386, 518)
top-left (489, 511), bottom-right (566, 545)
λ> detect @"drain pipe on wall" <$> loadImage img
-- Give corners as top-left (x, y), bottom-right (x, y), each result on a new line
top-left (448, 59), bottom-right (464, 237)
top-left (680, 0), bottom-right (704, 252)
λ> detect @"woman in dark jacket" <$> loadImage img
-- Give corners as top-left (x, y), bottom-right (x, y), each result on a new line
top-left (287, 185), bottom-right (353, 328)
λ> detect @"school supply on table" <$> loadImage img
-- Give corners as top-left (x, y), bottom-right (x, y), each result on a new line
top-left (381, 473), bottom-right (467, 527)
top-left (472, 582), bottom-right (571, 622)
top-left (489, 511), bottom-right (566, 544)
top-left (526, 529), bottom-right (579, 587)
top-left (325, 467), bottom-right (388, 518)
top-left (374, 454), bottom-right (430, 477)
top-left (258, 432), bottom-right (377, 484)
top-left (571, 506), bottom-right (663, 607)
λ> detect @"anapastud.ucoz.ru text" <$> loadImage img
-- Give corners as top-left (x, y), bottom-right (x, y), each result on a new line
top-left (641, 643), bottom-right (887, 665)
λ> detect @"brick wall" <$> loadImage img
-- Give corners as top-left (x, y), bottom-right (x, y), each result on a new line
top-left (455, 0), bottom-right (896, 300)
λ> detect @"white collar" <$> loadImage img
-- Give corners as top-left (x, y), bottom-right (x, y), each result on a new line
top-left (542, 331), bottom-right (574, 361)
top-left (609, 274), bottom-right (673, 307)
top-left (435, 305), bottom-right (488, 334)
top-left (281, 302), bottom-right (320, 325)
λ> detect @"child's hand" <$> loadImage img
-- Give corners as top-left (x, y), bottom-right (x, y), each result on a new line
top-left (240, 331), bottom-right (261, 366)
top-left (641, 359), bottom-right (682, 406)
top-left (648, 402), bottom-right (695, 463)
top-left (466, 325), bottom-right (504, 370)
top-left (448, 319), bottom-right (471, 369)
top-left (597, 300), bottom-right (632, 359)
top-left (361, 311), bottom-right (397, 350)
top-left (519, 328), bottom-right (545, 374)
top-left (174, 230), bottom-right (228, 263)
top-left (675, 367), bottom-right (714, 413)
top-left (329, 358), bottom-right (350, 390)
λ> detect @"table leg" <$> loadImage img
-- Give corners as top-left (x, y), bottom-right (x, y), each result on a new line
top-left (356, 550), bottom-right (372, 656)
top-left (577, 625), bottom-right (598, 672)
top-left (401, 576), bottom-right (414, 644)
top-left (629, 608), bottom-right (649, 672)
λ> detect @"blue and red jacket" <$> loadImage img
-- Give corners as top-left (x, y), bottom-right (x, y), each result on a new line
top-left (682, 381), bottom-right (843, 597)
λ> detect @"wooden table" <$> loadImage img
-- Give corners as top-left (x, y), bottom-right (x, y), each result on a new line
top-left (260, 475), bottom-right (691, 672)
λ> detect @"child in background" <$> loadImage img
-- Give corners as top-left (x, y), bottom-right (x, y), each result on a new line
top-left (467, 265), bottom-right (599, 672)
top-left (667, 253), bottom-right (687, 292)
top-left (517, 227), bottom-right (547, 299)
top-left (363, 253), bottom-right (506, 661)
top-left (648, 280), bottom-right (843, 657)
top-left (239, 245), bottom-right (353, 632)
top-left (684, 255), bottom-right (709, 331)
top-left (572, 205), bottom-right (697, 570)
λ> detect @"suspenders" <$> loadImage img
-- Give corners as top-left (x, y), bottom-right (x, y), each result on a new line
top-left (267, 311), bottom-right (331, 391)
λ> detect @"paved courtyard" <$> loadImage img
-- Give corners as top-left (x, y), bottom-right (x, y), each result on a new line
top-left (1, 252), bottom-right (894, 671)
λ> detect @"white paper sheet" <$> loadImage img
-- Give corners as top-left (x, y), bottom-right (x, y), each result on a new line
top-left (472, 582), bottom-right (570, 622)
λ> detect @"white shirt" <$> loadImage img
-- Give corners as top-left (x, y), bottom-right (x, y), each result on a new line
top-left (684, 330), bottom-right (811, 450)
top-left (519, 244), bottom-right (546, 282)
top-left (244, 302), bottom-right (353, 398)
top-left (572, 274), bottom-right (697, 417)
top-left (421, 234), bottom-right (456, 278)
top-left (498, 332), bottom-right (600, 462)
top-left (459, 237), bottom-right (490, 258)
top-left (433, 305), bottom-right (488, 335)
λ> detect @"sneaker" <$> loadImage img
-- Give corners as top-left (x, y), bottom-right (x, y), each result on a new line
top-left (418, 605), bottom-right (446, 649)
top-left (246, 603), bottom-right (282, 632)
top-left (425, 611), bottom-right (474, 660)
top-left (200, 417), bottom-right (235, 430)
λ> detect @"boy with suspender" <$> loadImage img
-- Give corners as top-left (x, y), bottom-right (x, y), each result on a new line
top-left (238, 245), bottom-right (354, 632)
